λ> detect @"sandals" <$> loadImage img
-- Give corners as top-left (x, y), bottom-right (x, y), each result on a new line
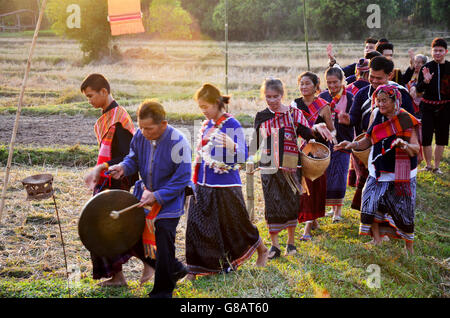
top-left (285, 244), bottom-right (297, 256)
top-left (433, 168), bottom-right (443, 175)
top-left (269, 244), bottom-right (298, 259)
top-left (299, 234), bottom-right (312, 241)
top-left (420, 166), bottom-right (433, 172)
top-left (268, 246), bottom-right (281, 260)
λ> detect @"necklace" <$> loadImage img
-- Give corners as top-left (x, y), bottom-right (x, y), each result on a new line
top-left (196, 114), bottom-right (241, 174)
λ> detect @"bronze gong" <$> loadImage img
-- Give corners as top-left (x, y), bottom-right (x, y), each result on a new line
top-left (78, 190), bottom-right (145, 258)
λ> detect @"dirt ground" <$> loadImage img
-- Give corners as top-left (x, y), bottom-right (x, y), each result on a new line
top-left (0, 115), bottom-right (97, 146)
top-left (0, 115), bottom-right (195, 146)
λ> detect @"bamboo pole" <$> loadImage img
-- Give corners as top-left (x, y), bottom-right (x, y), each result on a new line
top-left (0, 0), bottom-right (48, 223)
top-left (224, 0), bottom-right (229, 112)
top-left (303, 0), bottom-right (310, 71)
top-left (246, 163), bottom-right (255, 222)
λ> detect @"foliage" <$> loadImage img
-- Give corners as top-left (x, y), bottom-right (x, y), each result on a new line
top-left (147, 0), bottom-right (193, 40)
top-left (45, 0), bottom-right (111, 62)
top-left (211, 0), bottom-right (304, 41)
top-left (430, 0), bottom-right (450, 29)
top-left (181, 0), bottom-right (449, 41)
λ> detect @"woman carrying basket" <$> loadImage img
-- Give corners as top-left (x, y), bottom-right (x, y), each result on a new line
top-left (250, 77), bottom-right (334, 259)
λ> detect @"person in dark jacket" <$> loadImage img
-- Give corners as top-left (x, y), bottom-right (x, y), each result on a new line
top-left (416, 38), bottom-right (449, 175)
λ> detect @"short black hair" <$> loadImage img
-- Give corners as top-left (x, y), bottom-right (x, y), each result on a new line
top-left (80, 73), bottom-right (111, 94)
top-left (431, 37), bottom-right (447, 50)
top-left (365, 50), bottom-right (381, 60)
top-left (376, 42), bottom-right (394, 54)
top-left (365, 37), bottom-right (378, 45)
top-left (137, 100), bottom-right (166, 123)
top-left (370, 56), bottom-right (394, 74)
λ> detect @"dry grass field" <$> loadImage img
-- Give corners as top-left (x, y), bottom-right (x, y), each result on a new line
top-left (0, 33), bottom-right (448, 298)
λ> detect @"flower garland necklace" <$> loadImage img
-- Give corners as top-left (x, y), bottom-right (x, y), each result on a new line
top-left (196, 114), bottom-right (241, 174)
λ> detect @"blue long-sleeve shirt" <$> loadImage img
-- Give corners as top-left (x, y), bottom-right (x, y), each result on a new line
top-left (120, 125), bottom-right (193, 220)
top-left (196, 116), bottom-right (248, 187)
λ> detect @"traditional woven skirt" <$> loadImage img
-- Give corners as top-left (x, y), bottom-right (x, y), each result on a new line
top-left (360, 176), bottom-right (416, 242)
top-left (298, 173), bottom-right (326, 223)
top-left (186, 185), bottom-right (261, 275)
top-left (325, 149), bottom-right (351, 206)
top-left (351, 155), bottom-right (369, 211)
top-left (261, 170), bottom-right (300, 233)
top-left (91, 238), bottom-right (152, 279)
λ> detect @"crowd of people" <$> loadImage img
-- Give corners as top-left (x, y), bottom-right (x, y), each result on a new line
top-left (82, 37), bottom-right (449, 298)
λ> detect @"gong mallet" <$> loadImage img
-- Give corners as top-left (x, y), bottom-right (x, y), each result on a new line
top-left (109, 202), bottom-right (141, 220)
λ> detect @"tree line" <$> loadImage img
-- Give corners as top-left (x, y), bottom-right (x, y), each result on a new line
top-left (3, 0), bottom-right (447, 62)
top-left (179, 0), bottom-right (449, 41)
top-left (2, 0), bottom-right (449, 41)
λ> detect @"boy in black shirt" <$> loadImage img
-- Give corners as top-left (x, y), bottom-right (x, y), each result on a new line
top-left (416, 38), bottom-right (449, 174)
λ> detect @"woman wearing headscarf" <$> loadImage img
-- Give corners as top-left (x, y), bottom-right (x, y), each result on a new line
top-left (335, 85), bottom-right (421, 254)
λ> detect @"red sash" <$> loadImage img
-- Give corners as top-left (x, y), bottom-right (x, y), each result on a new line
top-left (369, 109), bottom-right (421, 196)
top-left (142, 203), bottom-right (161, 259)
top-left (301, 97), bottom-right (328, 127)
top-left (94, 105), bottom-right (135, 189)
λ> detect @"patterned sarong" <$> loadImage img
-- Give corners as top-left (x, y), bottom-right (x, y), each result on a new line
top-left (360, 176), bottom-right (416, 242)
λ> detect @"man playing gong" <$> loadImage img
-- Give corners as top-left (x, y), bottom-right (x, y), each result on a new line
top-left (109, 100), bottom-right (192, 298)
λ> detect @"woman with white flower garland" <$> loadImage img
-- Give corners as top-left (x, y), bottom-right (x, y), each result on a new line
top-left (185, 83), bottom-right (269, 280)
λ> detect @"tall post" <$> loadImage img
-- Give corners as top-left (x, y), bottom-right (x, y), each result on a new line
top-left (225, 0), bottom-right (229, 111)
top-left (303, 0), bottom-right (310, 71)
top-left (0, 0), bottom-right (48, 223)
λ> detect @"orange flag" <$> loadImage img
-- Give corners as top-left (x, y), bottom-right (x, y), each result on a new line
top-left (107, 0), bottom-right (145, 36)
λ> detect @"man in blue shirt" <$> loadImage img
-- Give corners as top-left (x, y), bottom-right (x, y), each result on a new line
top-left (109, 100), bottom-right (192, 298)
top-left (339, 56), bottom-right (415, 136)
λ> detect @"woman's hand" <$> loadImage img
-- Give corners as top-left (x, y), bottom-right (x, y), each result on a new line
top-left (408, 48), bottom-right (415, 67)
top-left (327, 43), bottom-right (336, 66)
top-left (334, 140), bottom-right (353, 151)
top-left (215, 132), bottom-right (236, 151)
top-left (312, 123), bottom-right (337, 144)
top-left (337, 112), bottom-right (351, 125)
top-left (109, 164), bottom-right (124, 180)
top-left (391, 138), bottom-right (408, 150)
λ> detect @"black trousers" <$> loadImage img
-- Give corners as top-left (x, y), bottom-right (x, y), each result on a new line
top-left (148, 217), bottom-right (185, 298)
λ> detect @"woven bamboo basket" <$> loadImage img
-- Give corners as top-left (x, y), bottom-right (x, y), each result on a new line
top-left (300, 142), bottom-right (330, 181)
top-left (352, 133), bottom-right (370, 168)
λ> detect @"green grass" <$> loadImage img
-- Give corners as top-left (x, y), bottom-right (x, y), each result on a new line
top-left (0, 30), bottom-right (57, 38)
top-left (0, 150), bottom-right (448, 298)
top-left (0, 144), bottom-right (98, 167)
